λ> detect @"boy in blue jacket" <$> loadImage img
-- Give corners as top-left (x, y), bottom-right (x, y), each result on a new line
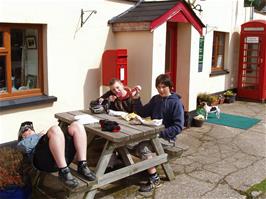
top-left (133, 74), bottom-right (184, 192)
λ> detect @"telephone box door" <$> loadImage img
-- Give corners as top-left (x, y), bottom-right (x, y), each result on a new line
top-left (238, 33), bottom-right (265, 100)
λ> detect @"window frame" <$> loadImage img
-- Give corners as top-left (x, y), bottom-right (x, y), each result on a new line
top-left (211, 31), bottom-right (226, 71)
top-left (0, 23), bottom-right (44, 101)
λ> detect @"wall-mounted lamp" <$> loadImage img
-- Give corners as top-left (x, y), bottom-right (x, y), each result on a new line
top-left (191, 4), bottom-right (203, 13)
top-left (81, 9), bottom-right (97, 27)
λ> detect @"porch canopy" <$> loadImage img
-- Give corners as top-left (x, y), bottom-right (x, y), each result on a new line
top-left (108, 0), bottom-right (205, 35)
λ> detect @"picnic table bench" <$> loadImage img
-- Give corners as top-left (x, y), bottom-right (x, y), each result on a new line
top-left (33, 110), bottom-right (175, 199)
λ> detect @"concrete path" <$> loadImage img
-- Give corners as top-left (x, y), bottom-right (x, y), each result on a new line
top-left (98, 101), bottom-right (266, 199)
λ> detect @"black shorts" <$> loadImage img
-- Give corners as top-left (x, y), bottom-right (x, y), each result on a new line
top-left (32, 132), bottom-right (76, 172)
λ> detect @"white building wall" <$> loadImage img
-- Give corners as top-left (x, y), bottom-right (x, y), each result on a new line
top-left (0, 0), bottom-right (132, 143)
top-left (187, 0), bottom-right (264, 111)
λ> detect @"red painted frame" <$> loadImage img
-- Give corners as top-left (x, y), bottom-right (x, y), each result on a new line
top-left (150, 2), bottom-right (204, 35)
top-left (165, 22), bottom-right (177, 91)
top-left (238, 20), bottom-right (266, 101)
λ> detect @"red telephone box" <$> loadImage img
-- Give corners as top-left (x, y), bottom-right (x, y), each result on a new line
top-left (102, 49), bottom-right (128, 86)
top-left (238, 20), bottom-right (266, 101)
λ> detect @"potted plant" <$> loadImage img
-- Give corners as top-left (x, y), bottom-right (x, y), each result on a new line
top-left (193, 114), bottom-right (205, 127)
top-left (218, 94), bottom-right (225, 104)
top-left (197, 93), bottom-right (211, 106)
top-left (0, 147), bottom-right (31, 199)
top-left (209, 95), bottom-right (219, 106)
top-left (223, 90), bottom-right (236, 103)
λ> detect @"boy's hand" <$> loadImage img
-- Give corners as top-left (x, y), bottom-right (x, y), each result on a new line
top-left (108, 95), bottom-right (117, 102)
top-left (98, 98), bottom-right (104, 104)
top-left (131, 85), bottom-right (141, 99)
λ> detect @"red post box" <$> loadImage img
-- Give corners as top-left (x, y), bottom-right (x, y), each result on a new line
top-left (102, 49), bottom-right (128, 86)
top-left (238, 20), bottom-right (266, 102)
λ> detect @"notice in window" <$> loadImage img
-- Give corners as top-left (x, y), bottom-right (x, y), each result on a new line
top-left (246, 37), bottom-right (259, 44)
top-left (120, 67), bottom-right (125, 81)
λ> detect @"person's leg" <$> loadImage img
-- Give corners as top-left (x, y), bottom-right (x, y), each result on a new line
top-left (67, 121), bottom-right (87, 161)
top-left (136, 141), bottom-right (161, 192)
top-left (46, 125), bottom-right (79, 188)
top-left (47, 125), bottom-right (67, 168)
top-left (67, 121), bottom-right (96, 181)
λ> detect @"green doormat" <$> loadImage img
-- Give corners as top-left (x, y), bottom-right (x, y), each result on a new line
top-left (206, 113), bottom-right (261, 129)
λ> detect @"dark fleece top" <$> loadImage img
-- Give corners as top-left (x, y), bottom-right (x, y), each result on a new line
top-left (133, 93), bottom-right (184, 141)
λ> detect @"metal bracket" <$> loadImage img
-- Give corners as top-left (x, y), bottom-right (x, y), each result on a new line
top-left (81, 9), bottom-right (97, 27)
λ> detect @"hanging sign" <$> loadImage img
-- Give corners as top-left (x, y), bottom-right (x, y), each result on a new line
top-left (198, 36), bottom-right (204, 72)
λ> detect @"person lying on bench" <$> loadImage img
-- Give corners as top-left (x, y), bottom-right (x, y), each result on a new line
top-left (17, 121), bottom-right (96, 188)
top-left (133, 74), bottom-right (184, 192)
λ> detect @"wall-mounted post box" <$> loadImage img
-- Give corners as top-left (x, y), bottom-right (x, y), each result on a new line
top-left (102, 49), bottom-right (127, 86)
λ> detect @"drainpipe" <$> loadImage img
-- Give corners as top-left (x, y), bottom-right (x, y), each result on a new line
top-left (250, 6), bottom-right (254, 20)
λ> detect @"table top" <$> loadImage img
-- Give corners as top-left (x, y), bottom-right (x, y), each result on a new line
top-left (55, 110), bottom-right (164, 143)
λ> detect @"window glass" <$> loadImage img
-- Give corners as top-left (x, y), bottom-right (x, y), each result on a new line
top-left (211, 32), bottom-right (226, 70)
top-left (0, 32), bottom-right (3, 47)
top-left (11, 28), bottom-right (39, 91)
top-left (0, 55), bottom-right (7, 94)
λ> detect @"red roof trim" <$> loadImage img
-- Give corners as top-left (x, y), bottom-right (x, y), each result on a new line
top-left (150, 1), bottom-right (204, 35)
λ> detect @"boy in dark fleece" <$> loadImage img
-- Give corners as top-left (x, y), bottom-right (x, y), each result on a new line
top-left (133, 74), bottom-right (184, 192)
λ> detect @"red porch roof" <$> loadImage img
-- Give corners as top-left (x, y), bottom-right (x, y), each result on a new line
top-left (109, 0), bottom-right (205, 35)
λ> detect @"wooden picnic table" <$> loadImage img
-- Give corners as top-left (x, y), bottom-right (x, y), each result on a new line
top-left (53, 110), bottom-right (175, 198)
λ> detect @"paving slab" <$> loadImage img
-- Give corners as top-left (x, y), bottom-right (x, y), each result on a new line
top-left (96, 102), bottom-right (266, 198)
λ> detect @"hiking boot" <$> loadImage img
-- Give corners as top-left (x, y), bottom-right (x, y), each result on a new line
top-left (77, 162), bottom-right (96, 181)
top-left (58, 167), bottom-right (79, 189)
top-left (139, 177), bottom-right (161, 192)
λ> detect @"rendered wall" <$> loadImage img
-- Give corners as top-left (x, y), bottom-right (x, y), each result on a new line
top-left (115, 31), bottom-right (154, 103)
top-left (0, 0), bottom-right (132, 143)
top-left (176, 23), bottom-right (191, 111)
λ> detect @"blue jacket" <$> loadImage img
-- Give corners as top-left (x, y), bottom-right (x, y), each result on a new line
top-left (133, 93), bottom-right (184, 141)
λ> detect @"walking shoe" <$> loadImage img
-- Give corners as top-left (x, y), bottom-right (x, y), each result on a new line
top-left (77, 162), bottom-right (96, 181)
top-left (58, 167), bottom-right (79, 189)
top-left (139, 177), bottom-right (161, 192)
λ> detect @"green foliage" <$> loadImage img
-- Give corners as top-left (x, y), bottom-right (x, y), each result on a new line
top-left (244, 0), bottom-right (264, 11)
top-left (224, 90), bottom-right (235, 96)
top-left (246, 178), bottom-right (266, 198)
top-left (0, 147), bottom-right (24, 189)
top-left (196, 107), bottom-right (206, 116)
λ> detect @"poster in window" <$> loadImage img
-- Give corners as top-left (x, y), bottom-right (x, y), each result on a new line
top-left (26, 36), bottom-right (37, 49)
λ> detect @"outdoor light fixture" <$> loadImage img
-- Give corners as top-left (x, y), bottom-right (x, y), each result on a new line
top-left (191, 3), bottom-right (203, 13)
top-left (81, 9), bottom-right (97, 27)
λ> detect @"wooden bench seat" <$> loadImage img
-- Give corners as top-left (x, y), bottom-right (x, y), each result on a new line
top-left (32, 164), bottom-right (96, 199)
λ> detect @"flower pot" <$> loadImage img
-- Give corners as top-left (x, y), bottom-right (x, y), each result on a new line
top-left (224, 94), bottom-right (236, 103)
top-left (0, 186), bottom-right (31, 199)
top-left (193, 118), bottom-right (204, 127)
top-left (219, 98), bottom-right (225, 104)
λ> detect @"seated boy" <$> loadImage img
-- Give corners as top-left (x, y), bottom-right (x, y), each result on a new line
top-left (98, 78), bottom-right (141, 113)
top-left (133, 74), bottom-right (184, 192)
top-left (17, 121), bottom-right (96, 188)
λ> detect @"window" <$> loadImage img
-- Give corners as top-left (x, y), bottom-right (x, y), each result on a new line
top-left (211, 31), bottom-right (226, 71)
top-left (0, 24), bottom-right (43, 100)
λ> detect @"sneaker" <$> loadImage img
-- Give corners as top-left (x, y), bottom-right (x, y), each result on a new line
top-left (58, 167), bottom-right (79, 189)
top-left (77, 162), bottom-right (96, 181)
top-left (139, 177), bottom-right (161, 192)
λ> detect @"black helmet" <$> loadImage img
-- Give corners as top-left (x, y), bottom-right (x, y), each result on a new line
top-left (18, 121), bottom-right (35, 141)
